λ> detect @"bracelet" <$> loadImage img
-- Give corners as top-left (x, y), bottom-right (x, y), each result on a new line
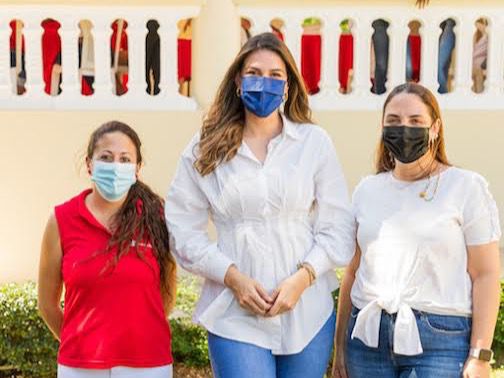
top-left (297, 262), bottom-right (316, 286)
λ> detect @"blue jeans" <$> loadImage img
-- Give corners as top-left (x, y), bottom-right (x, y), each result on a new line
top-left (438, 19), bottom-right (456, 94)
top-left (207, 311), bottom-right (336, 378)
top-left (346, 305), bottom-right (471, 378)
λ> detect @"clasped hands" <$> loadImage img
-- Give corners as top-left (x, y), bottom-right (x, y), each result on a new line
top-left (224, 265), bottom-right (312, 317)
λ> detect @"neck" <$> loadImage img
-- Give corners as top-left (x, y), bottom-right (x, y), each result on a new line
top-left (393, 152), bottom-right (439, 181)
top-left (243, 110), bottom-right (283, 140)
top-left (87, 187), bottom-right (126, 224)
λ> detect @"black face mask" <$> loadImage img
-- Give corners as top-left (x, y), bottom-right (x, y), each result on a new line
top-left (382, 126), bottom-right (430, 164)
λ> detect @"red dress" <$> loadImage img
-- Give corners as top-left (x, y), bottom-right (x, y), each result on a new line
top-left (177, 38), bottom-right (192, 82)
top-left (408, 35), bottom-right (421, 82)
top-left (9, 20), bottom-right (25, 60)
top-left (41, 19), bottom-right (62, 95)
top-left (301, 34), bottom-right (321, 94)
top-left (339, 34), bottom-right (354, 92)
top-left (55, 190), bottom-right (173, 368)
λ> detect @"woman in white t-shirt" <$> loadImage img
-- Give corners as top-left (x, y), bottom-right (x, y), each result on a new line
top-left (332, 83), bottom-right (501, 378)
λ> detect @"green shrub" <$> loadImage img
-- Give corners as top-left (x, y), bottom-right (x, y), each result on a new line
top-left (0, 278), bottom-right (502, 376)
top-left (170, 275), bottom-right (209, 367)
top-left (493, 281), bottom-right (504, 366)
top-left (0, 282), bottom-right (58, 378)
top-left (0, 277), bottom-right (209, 377)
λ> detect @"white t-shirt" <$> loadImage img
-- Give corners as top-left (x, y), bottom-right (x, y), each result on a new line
top-left (350, 166), bottom-right (501, 356)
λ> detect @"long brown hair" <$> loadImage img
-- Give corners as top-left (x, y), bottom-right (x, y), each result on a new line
top-left (194, 32), bottom-right (313, 176)
top-left (87, 121), bottom-right (177, 312)
top-left (376, 83), bottom-right (450, 174)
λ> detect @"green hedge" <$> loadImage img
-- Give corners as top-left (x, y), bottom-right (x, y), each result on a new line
top-left (0, 282), bottom-right (58, 378)
top-left (0, 279), bottom-right (503, 377)
top-left (494, 281), bottom-right (504, 366)
top-left (0, 276), bottom-right (208, 378)
top-left (170, 276), bottom-right (209, 367)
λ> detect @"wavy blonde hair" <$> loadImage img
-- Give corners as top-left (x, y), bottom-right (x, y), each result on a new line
top-left (194, 32), bottom-right (313, 176)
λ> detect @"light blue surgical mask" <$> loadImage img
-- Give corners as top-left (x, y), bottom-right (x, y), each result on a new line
top-left (91, 161), bottom-right (137, 202)
top-left (240, 76), bottom-right (286, 117)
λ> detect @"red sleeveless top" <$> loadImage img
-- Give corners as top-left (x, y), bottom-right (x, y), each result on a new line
top-left (54, 189), bottom-right (173, 369)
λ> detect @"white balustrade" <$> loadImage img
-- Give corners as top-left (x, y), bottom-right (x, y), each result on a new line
top-left (0, 4), bottom-right (503, 111)
top-left (240, 5), bottom-right (504, 110)
top-left (0, 5), bottom-right (200, 110)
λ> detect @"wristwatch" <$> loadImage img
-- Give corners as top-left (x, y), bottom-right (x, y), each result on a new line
top-left (469, 347), bottom-right (493, 362)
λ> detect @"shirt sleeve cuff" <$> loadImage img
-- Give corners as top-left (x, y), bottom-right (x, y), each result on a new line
top-left (202, 245), bottom-right (235, 284)
top-left (304, 247), bottom-right (335, 278)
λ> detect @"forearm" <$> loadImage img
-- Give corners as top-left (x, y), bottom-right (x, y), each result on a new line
top-left (39, 305), bottom-right (63, 341)
top-left (335, 268), bottom-right (356, 349)
top-left (470, 272), bottom-right (501, 349)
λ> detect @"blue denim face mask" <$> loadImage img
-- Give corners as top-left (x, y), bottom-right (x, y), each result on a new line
top-left (240, 76), bottom-right (286, 117)
top-left (91, 161), bottom-right (137, 202)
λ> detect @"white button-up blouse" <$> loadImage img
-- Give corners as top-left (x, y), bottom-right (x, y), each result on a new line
top-left (165, 114), bottom-right (356, 354)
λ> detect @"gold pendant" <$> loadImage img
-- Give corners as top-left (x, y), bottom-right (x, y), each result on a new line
top-left (419, 191), bottom-right (427, 198)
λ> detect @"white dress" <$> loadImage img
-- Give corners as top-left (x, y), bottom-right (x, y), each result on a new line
top-left (165, 113), bottom-right (356, 354)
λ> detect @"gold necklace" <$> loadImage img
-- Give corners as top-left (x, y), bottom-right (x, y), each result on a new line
top-left (419, 167), bottom-right (441, 201)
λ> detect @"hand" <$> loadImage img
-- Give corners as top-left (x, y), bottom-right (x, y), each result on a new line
top-left (463, 357), bottom-right (491, 378)
top-left (331, 345), bottom-right (348, 378)
top-left (224, 265), bottom-right (273, 315)
top-left (266, 269), bottom-right (311, 317)
top-left (415, 0), bottom-right (430, 8)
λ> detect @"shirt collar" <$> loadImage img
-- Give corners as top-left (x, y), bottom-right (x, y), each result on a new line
top-left (236, 112), bottom-right (302, 160)
top-left (78, 188), bottom-right (112, 235)
top-left (280, 112), bottom-right (302, 141)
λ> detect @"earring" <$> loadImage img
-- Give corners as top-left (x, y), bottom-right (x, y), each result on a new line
top-left (283, 91), bottom-right (288, 102)
top-left (236, 87), bottom-right (241, 97)
top-left (429, 135), bottom-right (438, 150)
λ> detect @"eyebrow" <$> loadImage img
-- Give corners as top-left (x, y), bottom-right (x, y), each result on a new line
top-left (99, 150), bottom-right (132, 155)
top-left (245, 66), bottom-right (285, 73)
top-left (385, 114), bottom-right (425, 119)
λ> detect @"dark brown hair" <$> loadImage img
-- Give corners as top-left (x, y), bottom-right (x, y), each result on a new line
top-left (87, 121), bottom-right (176, 312)
top-left (194, 32), bottom-right (313, 176)
top-left (376, 83), bottom-right (450, 174)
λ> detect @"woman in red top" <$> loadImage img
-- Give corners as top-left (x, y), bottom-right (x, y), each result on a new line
top-left (38, 121), bottom-right (176, 378)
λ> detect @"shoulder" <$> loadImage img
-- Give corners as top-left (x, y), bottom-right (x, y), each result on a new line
top-left (445, 167), bottom-right (495, 203)
top-left (180, 131), bottom-right (201, 162)
top-left (54, 190), bottom-right (89, 227)
top-left (292, 121), bottom-right (332, 144)
top-left (352, 173), bottom-right (389, 202)
top-left (55, 190), bottom-right (88, 215)
top-left (45, 211), bottom-right (59, 234)
top-left (443, 166), bottom-right (489, 188)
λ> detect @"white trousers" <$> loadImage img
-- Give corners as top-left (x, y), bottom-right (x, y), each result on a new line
top-left (57, 364), bottom-right (173, 378)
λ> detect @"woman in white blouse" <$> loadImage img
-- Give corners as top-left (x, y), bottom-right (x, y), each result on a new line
top-left (332, 83), bottom-right (501, 378)
top-left (166, 32), bottom-right (355, 378)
